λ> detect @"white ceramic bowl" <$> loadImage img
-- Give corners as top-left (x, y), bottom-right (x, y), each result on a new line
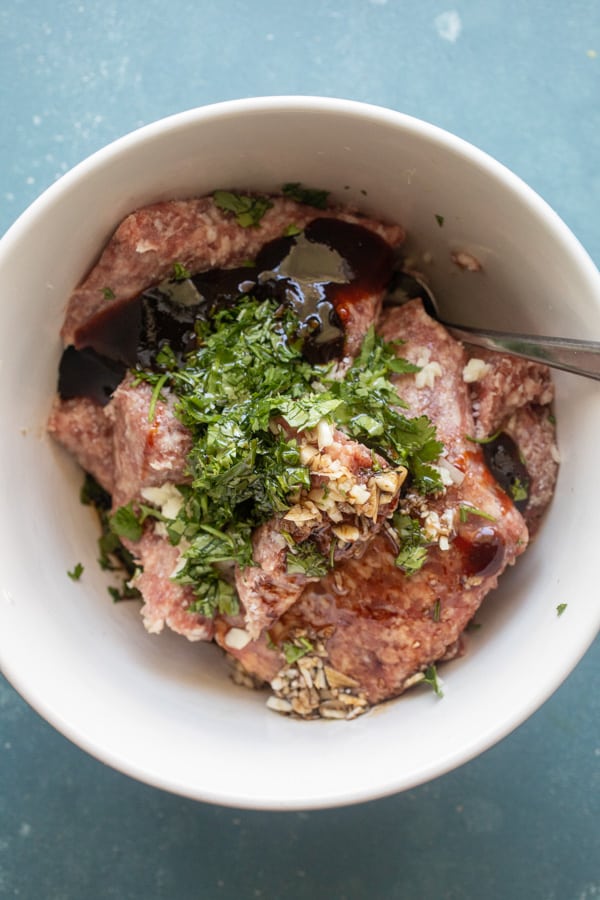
top-left (1, 97), bottom-right (599, 810)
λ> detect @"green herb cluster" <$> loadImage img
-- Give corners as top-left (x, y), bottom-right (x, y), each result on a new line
top-left (213, 191), bottom-right (274, 228)
top-left (282, 182), bottom-right (330, 209)
top-left (80, 474), bottom-right (141, 602)
top-left (122, 294), bottom-right (443, 617)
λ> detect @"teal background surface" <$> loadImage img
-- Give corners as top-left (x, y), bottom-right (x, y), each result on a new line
top-left (1, 1), bottom-right (599, 897)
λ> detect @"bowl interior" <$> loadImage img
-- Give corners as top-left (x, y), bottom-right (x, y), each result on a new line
top-left (1, 97), bottom-right (599, 809)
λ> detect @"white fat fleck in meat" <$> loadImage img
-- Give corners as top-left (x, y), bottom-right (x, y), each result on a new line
top-left (135, 239), bottom-right (157, 254)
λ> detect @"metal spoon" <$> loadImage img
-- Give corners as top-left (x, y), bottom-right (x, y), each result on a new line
top-left (385, 272), bottom-right (600, 381)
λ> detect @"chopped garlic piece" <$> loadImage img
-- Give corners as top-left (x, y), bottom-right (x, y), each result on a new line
top-left (266, 696), bottom-right (293, 713)
top-left (332, 524), bottom-right (360, 542)
top-left (415, 361), bottom-right (443, 389)
top-left (317, 419), bottom-right (334, 450)
top-left (283, 501), bottom-right (322, 525)
top-left (224, 627), bottom-right (252, 650)
top-left (141, 482), bottom-right (184, 520)
top-left (463, 357), bottom-right (491, 383)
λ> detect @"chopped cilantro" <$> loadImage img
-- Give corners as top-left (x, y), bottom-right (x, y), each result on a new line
top-left (466, 620), bottom-right (482, 632)
top-left (110, 503), bottom-right (143, 542)
top-left (113, 293), bottom-right (443, 615)
top-left (432, 598), bottom-right (441, 622)
top-left (285, 539), bottom-right (330, 577)
top-left (393, 513), bottom-right (429, 575)
top-left (67, 562), bottom-right (84, 581)
top-left (147, 372), bottom-right (168, 423)
top-left (510, 478), bottom-right (528, 503)
top-left (108, 582), bottom-right (141, 603)
top-left (422, 664), bottom-right (444, 697)
top-left (323, 327), bottom-right (442, 492)
top-left (283, 223), bottom-right (302, 237)
top-left (459, 505), bottom-right (496, 523)
top-left (155, 344), bottom-right (178, 372)
top-left (435, 214), bottom-right (445, 227)
top-left (102, 286), bottom-right (115, 300)
top-left (510, 477), bottom-right (528, 502)
top-left (556, 603), bottom-right (568, 617)
top-left (172, 261), bottom-right (191, 281)
top-left (80, 474), bottom-right (141, 601)
top-left (282, 182), bottom-right (329, 209)
top-left (175, 524), bottom-right (250, 618)
top-left (80, 473), bottom-right (111, 510)
top-left (548, 413), bottom-right (556, 425)
top-left (213, 190), bottom-right (273, 227)
top-left (329, 537), bottom-right (337, 569)
top-left (282, 636), bottom-right (314, 664)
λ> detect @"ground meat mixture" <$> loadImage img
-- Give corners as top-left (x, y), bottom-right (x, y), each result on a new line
top-left (49, 190), bottom-right (559, 720)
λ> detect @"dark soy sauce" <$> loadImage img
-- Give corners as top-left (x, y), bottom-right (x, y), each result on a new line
top-left (58, 218), bottom-right (395, 404)
top-left (454, 528), bottom-right (506, 580)
top-left (483, 433), bottom-right (530, 513)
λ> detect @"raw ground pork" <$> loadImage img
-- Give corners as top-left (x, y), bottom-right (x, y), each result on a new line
top-left (49, 193), bottom-right (558, 716)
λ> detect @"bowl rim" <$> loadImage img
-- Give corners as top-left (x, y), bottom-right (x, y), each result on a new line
top-left (4, 95), bottom-right (599, 288)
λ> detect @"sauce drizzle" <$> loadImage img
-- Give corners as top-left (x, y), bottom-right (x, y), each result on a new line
top-left (59, 218), bottom-right (395, 403)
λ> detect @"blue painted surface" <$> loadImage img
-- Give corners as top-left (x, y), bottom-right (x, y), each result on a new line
top-left (1, 1), bottom-right (599, 896)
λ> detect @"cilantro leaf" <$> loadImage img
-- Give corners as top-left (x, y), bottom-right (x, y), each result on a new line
top-left (422, 664), bottom-right (444, 697)
top-left (80, 474), bottom-right (142, 602)
top-left (108, 582), bottom-right (141, 603)
top-left (459, 505), bottom-right (496, 523)
top-left (282, 182), bottom-right (329, 209)
top-left (285, 539), bottom-right (330, 578)
top-left (556, 603), bottom-right (568, 617)
top-left (282, 636), bottom-right (314, 664)
top-left (172, 261), bottom-right (191, 281)
top-left (110, 504), bottom-right (143, 542)
top-left (393, 513), bottom-right (429, 575)
top-left (147, 373), bottom-right (168, 423)
top-left (174, 524), bottom-right (251, 618)
top-left (80, 473), bottom-right (111, 510)
top-left (510, 477), bottom-right (528, 503)
top-left (67, 562), bottom-right (84, 581)
top-left (213, 190), bottom-right (273, 227)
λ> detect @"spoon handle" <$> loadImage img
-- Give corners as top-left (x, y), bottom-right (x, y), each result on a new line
top-left (444, 323), bottom-right (600, 381)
